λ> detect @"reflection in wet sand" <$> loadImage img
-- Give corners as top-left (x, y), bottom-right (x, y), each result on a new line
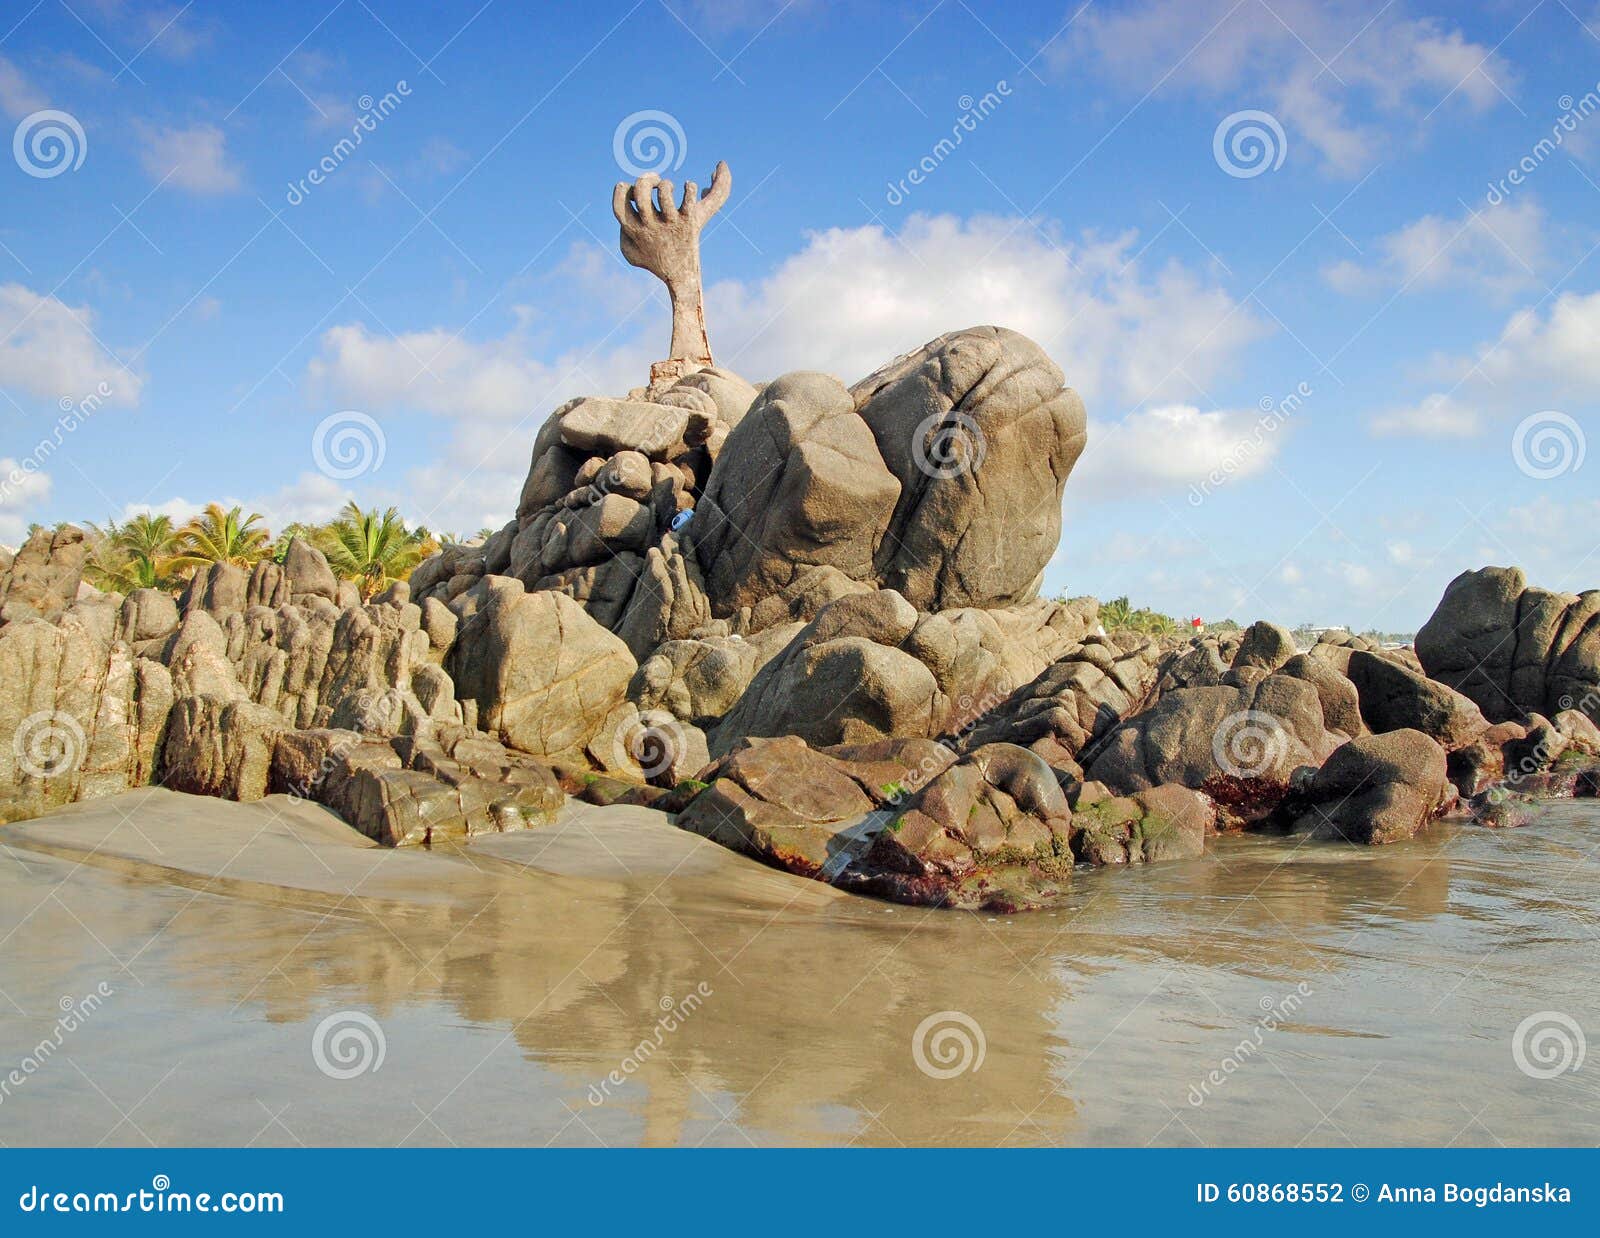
top-left (2, 789), bottom-right (1598, 1146)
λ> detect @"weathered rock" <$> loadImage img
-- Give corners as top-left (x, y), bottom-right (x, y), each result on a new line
top-left (1231, 621), bottom-right (1297, 672)
top-left (676, 735), bottom-right (877, 875)
top-left (446, 581), bottom-right (636, 760)
top-left (1345, 649), bottom-right (1488, 749)
top-left (850, 326), bottom-right (1088, 612)
top-left (161, 696), bottom-right (287, 801)
top-left (269, 726), bottom-right (563, 846)
top-left (691, 371), bottom-right (901, 614)
top-left (1070, 782), bottom-right (1213, 865)
top-left (1284, 729), bottom-right (1449, 845)
top-left (0, 525), bottom-right (86, 626)
top-left (1084, 673), bottom-right (1333, 824)
top-left (1416, 566), bottom-right (1600, 724)
top-left (1279, 653), bottom-right (1364, 740)
top-left (852, 744), bottom-right (1078, 911)
top-left (116, 587), bottom-right (180, 645)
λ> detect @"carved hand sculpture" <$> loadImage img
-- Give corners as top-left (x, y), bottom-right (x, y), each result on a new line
top-left (612, 161), bottom-right (731, 371)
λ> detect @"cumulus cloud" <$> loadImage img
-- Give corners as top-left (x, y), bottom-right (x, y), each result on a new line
top-left (1071, 403), bottom-right (1285, 500)
top-left (1378, 290), bottom-right (1600, 439)
top-left (135, 122), bottom-right (243, 194)
top-left (1050, 0), bottom-right (1515, 176)
top-left (708, 214), bottom-right (1263, 403)
top-left (1324, 200), bottom-right (1547, 296)
top-left (0, 282), bottom-right (141, 405)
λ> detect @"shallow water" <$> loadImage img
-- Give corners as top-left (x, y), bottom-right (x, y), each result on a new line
top-left (2, 788), bottom-right (1598, 1147)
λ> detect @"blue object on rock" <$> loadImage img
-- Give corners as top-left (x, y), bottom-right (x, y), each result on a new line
top-left (670, 508), bottom-right (694, 532)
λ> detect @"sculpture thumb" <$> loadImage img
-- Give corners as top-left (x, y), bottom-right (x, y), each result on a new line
top-left (698, 161), bottom-right (732, 220)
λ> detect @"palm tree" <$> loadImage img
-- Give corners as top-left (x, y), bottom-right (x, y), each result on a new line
top-left (172, 504), bottom-right (271, 570)
top-left (313, 502), bottom-right (429, 599)
top-left (83, 513), bottom-right (182, 592)
top-left (1100, 596), bottom-right (1134, 631)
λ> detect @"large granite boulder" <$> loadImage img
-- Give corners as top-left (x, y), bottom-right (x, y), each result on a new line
top-left (270, 726), bottom-right (564, 846)
top-left (850, 326), bottom-right (1088, 612)
top-left (1345, 649), bottom-right (1488, 750)
top-left (1283, 729), bottom-right (1450, 844)
top-left (0, 614), bottom-right (170, 823)
top-left (445, 580), bottom-right (636, 760)
top-left (1416, 566), bottom-right (1600, 724)
top-left (691, 371), bottom-right (901, 615)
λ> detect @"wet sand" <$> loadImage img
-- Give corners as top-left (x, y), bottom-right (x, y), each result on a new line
top-left (2, 787), bottom-right (1598, 1146)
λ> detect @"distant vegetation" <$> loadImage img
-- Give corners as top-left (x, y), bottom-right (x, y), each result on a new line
top-left (70, 502), bottom-right (451, 601)
top-left (1069, 594), bottom-right (1241, 638)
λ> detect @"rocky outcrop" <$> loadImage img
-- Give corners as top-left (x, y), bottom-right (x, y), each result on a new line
top-left (270, 726), bottom-right (563, 846)
top-left (691, 371), bottom-right (901, 614)
top-left (0, 525), bottom-right (87, 626)
top-left (1416, 566), bottom-right (1600, 725)
top-left (1084, 672), bottom-right (1335, 824)
top-left (0, 610), bottom-right (170, 823)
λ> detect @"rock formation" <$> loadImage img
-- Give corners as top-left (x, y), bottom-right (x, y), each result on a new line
top-left (3, 161), bottom-right (1597, 913)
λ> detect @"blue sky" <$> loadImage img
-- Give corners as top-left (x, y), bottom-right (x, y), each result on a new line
top-left (1, 0), bottom-right (1597, 631)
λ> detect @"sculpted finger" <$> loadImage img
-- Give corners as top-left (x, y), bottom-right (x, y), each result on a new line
top-left (698, 161), bottom-right (731, 219)
top-left (612, 181), bottom-right (632, 226)
top-left (681, 180), bottom-right (700, 210)
top-left (630, 175), bottom-right (660, 221)
top-left (656, 178), bottom-right (677, 219)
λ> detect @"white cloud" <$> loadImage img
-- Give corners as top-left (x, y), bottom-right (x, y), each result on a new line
top-left (135, 122), bottom-right (243, 194)
top-left (1051, 1), bottom-right (1515, 177)
top-left (1372, 290), bottom-right (1600, 441)
top-left (0, 55), bottom-right (46, 119)
top-left (1071, 403), bottom-right (1284, 500)
top-left (1368, 393), bottom-right (1483, 438)
top-left (1324, 200), bottom-right (1546, 296)
top-left (707, 213), bottom-right (1263, 403)
top-left (0, 282), bottom-right (140, 405)
top-left (1466, 291), bottom-right (1600, 393)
